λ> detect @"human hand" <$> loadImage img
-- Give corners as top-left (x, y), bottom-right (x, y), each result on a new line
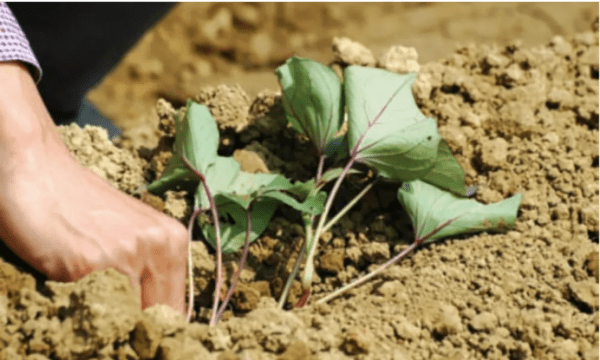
top-left (0, 62), bottom-right (188, 314)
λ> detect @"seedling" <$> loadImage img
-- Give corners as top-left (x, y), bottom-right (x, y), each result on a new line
top-left (148, 57), bottom-right (522, 324)
top-left (274, 58), bottom-right (521, 307)
top-left (148, 100), bottom-right (326, 324)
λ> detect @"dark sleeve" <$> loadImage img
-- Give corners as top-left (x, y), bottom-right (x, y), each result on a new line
top-left (0, 2), bottom-right (42, 83)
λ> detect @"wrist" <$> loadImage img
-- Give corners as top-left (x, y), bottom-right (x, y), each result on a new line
top-left (0, 62), bottom-right (69, 176)
top-left (0, 62), bottom-right (66, 147)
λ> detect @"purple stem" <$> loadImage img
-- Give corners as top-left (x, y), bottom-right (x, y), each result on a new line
top-left (185, 207), bottom-right (202, 323)
top-left (277, 235), bottom-right (307, 308)
top-left (299, 102), bottom-right (389, 304)
top-left (181, 155), bottom-right (223, 326)
top-left (300, 155), bottom-right (357, 293)
top-left (315, 213), bottom-right (464, 305)
top-left (316, 154), bottom-right (326, 184)
top-left (279, 153), bottom-right (325, 307)
top-left (215, 204), bottom-right (253, 322)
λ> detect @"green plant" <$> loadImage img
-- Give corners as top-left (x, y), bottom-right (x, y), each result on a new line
top-left (148, 57), bottom-right (522, 325)
top-left (275, 57), bottom-right (521, 307)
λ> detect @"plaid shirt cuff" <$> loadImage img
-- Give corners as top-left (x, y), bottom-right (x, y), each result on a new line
top-left (0, 2), bottom-right (42, 83)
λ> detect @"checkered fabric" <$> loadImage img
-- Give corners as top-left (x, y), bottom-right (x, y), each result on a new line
top-left (0, 2), bottom-right (41, 82)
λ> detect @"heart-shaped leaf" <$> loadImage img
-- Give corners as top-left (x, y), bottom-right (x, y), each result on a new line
top-left (344, 66), bottom-right (469, 195)
top-left (201, 196), bottom-right (279, 253)
top-left (195, 156), bottom-right (241, 208)
top-left (276, 57), bottom-right (344, 155)
top-left (148, 100), bottom-right (219, 193)
top-left (397, 180), bottom-right (522, 243)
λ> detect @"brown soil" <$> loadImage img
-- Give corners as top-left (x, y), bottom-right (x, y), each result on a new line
top-left (1, 5), bottom-right (599, 360)
top-left (87, 3), bottom-right (598, 148)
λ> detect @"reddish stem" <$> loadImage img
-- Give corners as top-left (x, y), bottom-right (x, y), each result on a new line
top-left (185, 207), bottom-right (202, 323)
top-left (315, 213), bottom-right (465, 305)
top-left (181, 155), bottom-right (223, 326)
top-left (316, 154), bottom-right (326, 184)
top-left (295, 289), bottom-right (311, 308)
top-left (215, 204), bottom-right (253, 322)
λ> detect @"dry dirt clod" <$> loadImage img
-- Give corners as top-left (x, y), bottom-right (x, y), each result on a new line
top-left (469, 311), bottom-right (499, 332)
top-left (58, 124), bottom-right (147, 195)
top-left (584, 250), bottom-right (599, 281)
top-left (332, 36), bottom-right (377, 67)
top-left (230, 281), bottom-right (271, 312)
top-left (379, 45), bottom-right (421, 73)
top-left (233, 149), bottom-right (270, 173)
top-left (195, 84), bottom-right (252, 132)
top-left (317, 249), bottom-right (345, 275)
top-left (163, 190), bottom-right (189, 221)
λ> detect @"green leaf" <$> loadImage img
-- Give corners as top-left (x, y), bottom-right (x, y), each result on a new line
top-left (198, 169), bottom-right (327, 253)
top-left (229, 172), bottom-right (286, 197)
top-left (286, 167), bottom-right (360, 201)
top-left (250, 174), bottom-right (293, 194)
top-left (148, 100), bottom-right (219, 193)
top-left (419, 140), bottom-right (470, 197)
top-left (204, 170), bottom-right (325, 214)
top-left (276, 57), bottom-right (344, 154)
top-left (397, 180), bottom-right (522, 243)
top-left (147, 166), bottom-right (197, 195)
top-left (261, 191), bottom-right (325, 215)
top-left (213, 192), bottom-right (253, 210)
top-left (201, 197), bottom-right (278, 253)
top-left (286, 179), bottom-right (316, 199)
top-left (195, 156), bottom-right (241, 208)
top-left (320, 167), bottom-right (346, 183)
top-left (344, 66), bottom-right (469, 195)
top-left (344, 67), bottom-right (439, 179)
top-left (318, 167), bottom-right (361, 187)
top-left (195, 171), bottom-right (281, 212)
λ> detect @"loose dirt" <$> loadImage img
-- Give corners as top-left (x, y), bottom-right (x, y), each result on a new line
top-left (1, 12), bottom-right (599, 360)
